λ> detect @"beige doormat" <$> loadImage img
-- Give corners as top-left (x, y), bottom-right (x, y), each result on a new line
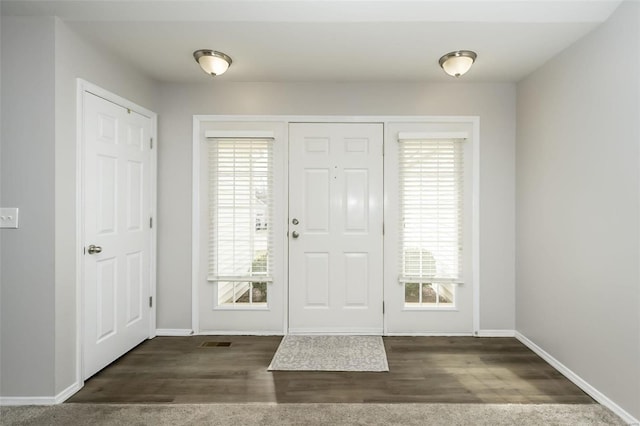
top-left (267, 335), bottom-right (389, 372)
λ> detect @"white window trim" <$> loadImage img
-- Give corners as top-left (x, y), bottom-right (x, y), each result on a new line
top-left (205, 130), bottom-right (275, 139)
top-left (193, 120), bottom-right (287, 332)
top-left (384, 121), bottom-right (478, 334)
top-left (398, 131), bottom-right (469, 140)
top-left (398, 136), bottom-right (465, 309)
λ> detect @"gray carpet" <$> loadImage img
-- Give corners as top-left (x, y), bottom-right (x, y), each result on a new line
top-left (0, 403), bottom-right (626, 425)
top-left (268, 335), bottom-right (389, 372)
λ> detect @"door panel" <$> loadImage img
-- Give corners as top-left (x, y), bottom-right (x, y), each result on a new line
top-left (96, 155), bottom-right (117, 234)
top-left (305, 253), bottom-right (330, 306)
top-left (344, 252), bottom-right (368, 306)
top-left (126, 251), bottom-right (143, 324)
top-left (305, 169), bottom-right (330, 231)
top-left (126, 161), bottom-right (144, 231)
top-left (96, 257), bottom-right (117, 341)
top-left (289, 123), bottom-right (383, 334)
top-left (83, 92), bottom-right (152, 379)
top-left (344, 169), bottom-right (369, 231)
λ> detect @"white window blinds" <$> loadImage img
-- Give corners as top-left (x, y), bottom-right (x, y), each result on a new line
top-left (208, 138), bottom-right (273, 283)
top-left (399, 138), bottom-right (464, 284)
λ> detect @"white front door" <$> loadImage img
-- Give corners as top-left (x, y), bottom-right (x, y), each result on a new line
top-left (82, 91), bottom-right (154, 379)
top-left (288, 123), bottom-right (384, 334)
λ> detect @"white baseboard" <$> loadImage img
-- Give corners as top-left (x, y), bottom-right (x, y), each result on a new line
top-left (476, 329), bottom-right (515, 337)
top-left (0, 381), bottom-right (82, 406)
top-left (385, 332), bottom-right (474, 337)
top-left (515, 332), bottom-right (638, 426)
top-left (0, 396), bottom-right (57, 406)
top-left (55, 381), bottom-right (82, 404)
top-left (288, 329), bottom-right (382, 335)
top-left (155, 329), bottom-right (193, 336)
top-left (195, 331), bottom-right (283, 336)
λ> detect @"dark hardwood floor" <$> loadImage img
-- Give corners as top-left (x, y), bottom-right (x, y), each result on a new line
top-left (68, 336), bottom-right (593, 404)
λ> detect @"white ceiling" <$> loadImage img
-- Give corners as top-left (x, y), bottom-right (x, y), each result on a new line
top-left (2, 0), bottom-right (623, 83)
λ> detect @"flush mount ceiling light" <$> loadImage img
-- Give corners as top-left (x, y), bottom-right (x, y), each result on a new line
top-left (193, 49), bottom-right (232, 76)
top-left (439, 50), bottom-right (477, 78)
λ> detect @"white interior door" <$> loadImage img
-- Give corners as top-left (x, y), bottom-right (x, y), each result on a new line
top-left (288, 123), bottom-right (384, 334)
top-left (83, 91), bottom-right (153, 379)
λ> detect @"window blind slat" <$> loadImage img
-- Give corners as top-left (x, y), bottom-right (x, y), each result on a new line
top-left (399, 138), bottom-right (463, 284)
top-left (208, 138), bottom-right (273, 283)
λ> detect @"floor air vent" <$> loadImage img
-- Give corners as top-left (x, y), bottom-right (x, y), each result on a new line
top-left (200, 341), bottom-right (232, 347)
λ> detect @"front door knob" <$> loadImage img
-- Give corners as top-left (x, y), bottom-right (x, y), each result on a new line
top-left (88, 245), bottom-right (102, 255)
top-left (291, 231), bottom-right (300, 239)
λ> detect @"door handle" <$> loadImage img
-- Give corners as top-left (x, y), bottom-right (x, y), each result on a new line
top-left (87, 245), bottom-right (102, 255)
top-left (291, 231), bottom-right (300, 239)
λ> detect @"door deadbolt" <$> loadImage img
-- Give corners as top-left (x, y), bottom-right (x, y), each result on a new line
top-left (87, 244), bottom-right (102, 255)
top-left (292, 218), bottom-right (299, 225)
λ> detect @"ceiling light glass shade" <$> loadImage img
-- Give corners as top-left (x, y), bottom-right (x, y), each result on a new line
top-left (439, 50), bottom-right (477, 77)
top-left (193, 50), bottom-right (232, 76)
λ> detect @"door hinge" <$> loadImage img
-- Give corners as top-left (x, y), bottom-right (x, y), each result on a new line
top-left (150, 217), bottom-right (153, 228)
top-left (382, 223), bottom-right (385, 235)
top-left (149, 296), bottom-right (153, 308)
top-left (383, 301), bottom-right (385, 314)
top-left (150, 137), bottom-right (153, 149)
top-left (382, 143), bottom-right (385, 156)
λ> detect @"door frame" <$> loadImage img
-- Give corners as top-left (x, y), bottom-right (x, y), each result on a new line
top-left (192, 115), bottom-right (479, 336)
top-left (75, 79), bottom-right (158, 386)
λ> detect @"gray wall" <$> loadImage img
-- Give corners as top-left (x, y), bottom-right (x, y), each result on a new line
top-left (1, 16), bottom-right (56, 397)
top-left (516, 0), bottom-right (640, 419)
top-left (0, 16), bottom-right (159, 398)
top-left (157, 82), bottom-right (517, 331)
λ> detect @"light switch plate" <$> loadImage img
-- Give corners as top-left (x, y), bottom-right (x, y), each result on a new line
top-left (0, 208), bottom-right (19, 229)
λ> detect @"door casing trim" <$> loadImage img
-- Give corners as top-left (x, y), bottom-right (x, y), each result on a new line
top-left (192, 115), bottom-right (479, 336)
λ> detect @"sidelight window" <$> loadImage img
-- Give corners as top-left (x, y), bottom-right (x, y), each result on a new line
top-left (398, 138), bottom-right (464, 308)
top-left (208, 138), bottom-right (273, 307)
